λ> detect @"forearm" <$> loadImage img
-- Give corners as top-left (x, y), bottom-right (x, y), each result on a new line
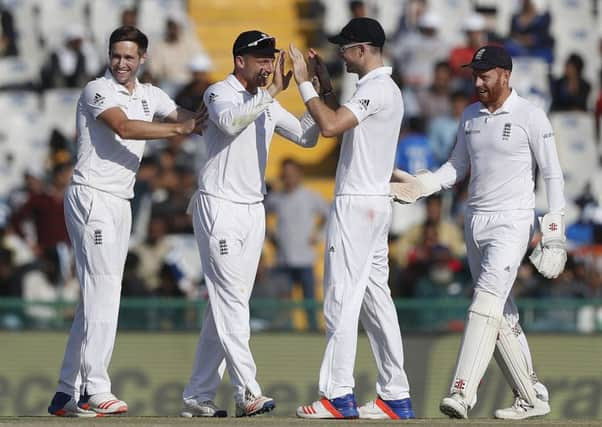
top-left (117, 120), bottom-right (189, 140)
top-left (543, 175), bottom-right (565, 214)
top-left (276, 111), bottom-right (319, 147)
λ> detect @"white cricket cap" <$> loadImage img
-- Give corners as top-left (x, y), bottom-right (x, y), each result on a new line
top-left (188, 54), bottom-right (213, 72)
top-left (463, 13), bottom-right (486, 32)
top-left (418, 11), bottom-right (442, 29)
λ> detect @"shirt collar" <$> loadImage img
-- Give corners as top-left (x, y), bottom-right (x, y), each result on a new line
top-left (478, 88), bottom-right (518, 115)
top-left (356, 66), bottom-right (392, 87)
top-left (103, 69), bottom-right (142, 98)
top-left (225, 73), bottom-right (248, 93)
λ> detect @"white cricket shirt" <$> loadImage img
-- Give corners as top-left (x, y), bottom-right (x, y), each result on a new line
top-left (72, 70), bottom-right (176, 199)
top-left (199, 74), bottom-right (318, 203)
top-left (336, 66), bottom-right (404, 196)
top-left (434, 89), bottom-right (565, 213)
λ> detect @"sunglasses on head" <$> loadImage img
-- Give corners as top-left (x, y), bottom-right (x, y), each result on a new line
top-left (235, 35), bottom-right (276, 54)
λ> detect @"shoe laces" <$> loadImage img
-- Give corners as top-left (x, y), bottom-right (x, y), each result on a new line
top-left (200, 400), bottom-right (219, 410)
top-left (511, 396), bottom-right (533, 412)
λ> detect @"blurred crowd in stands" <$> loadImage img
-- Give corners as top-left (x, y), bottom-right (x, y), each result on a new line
top-left (0, 0), bottom-right (601, 330)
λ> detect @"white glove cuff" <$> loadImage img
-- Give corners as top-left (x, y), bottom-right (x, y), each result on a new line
top-left (540, 212), bottom-right (565, 245)
top-left (299, 81), bottom-right (319, 103)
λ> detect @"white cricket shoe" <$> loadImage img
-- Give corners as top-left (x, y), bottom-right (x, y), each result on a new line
top-left (81, 392), bottom-right (128, 414)
top-left (181, 398), bottom-right (227, 417)
top-left (48, 392), bottom-right (99, 418)
top-left (235, 390), bottom-right (275, 417)
top-left (440, 393), bottom-right (469, 419)
top-left (495, 395), bottom-right (550, 419)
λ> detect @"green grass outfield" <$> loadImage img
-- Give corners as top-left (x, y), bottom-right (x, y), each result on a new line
top-left (1, 416), bottom-right (602, 427)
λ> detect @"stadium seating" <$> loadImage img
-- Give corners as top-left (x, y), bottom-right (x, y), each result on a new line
top-left (0, 58), bottom-right (36, 88)
top-left (510, 56), bottom-right (551, 110)
top-left (89, 0), bottom-right (136, 52)
top-left (42, 89), bottom-right (80, 140)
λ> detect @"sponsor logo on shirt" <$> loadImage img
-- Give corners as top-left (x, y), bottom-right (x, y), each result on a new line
top-left (357, 99), bottom-right (370, 110)
top-left (265, 107), bottom-right (272, 121)
top-left (208, 92), bottom-right (219, 103)
top-left (141, 99), bottom-right (151, 116)
top-left (543, 132), bottom-right (554, 140)
top-left (219, 239), bottom-right (228, 255)
top-left (502, 122), bottom-right (511, 140)
top-left (93, 93), bottom-right (106, 106)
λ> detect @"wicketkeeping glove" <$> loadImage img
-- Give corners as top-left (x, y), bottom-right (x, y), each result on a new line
top-left (390, 169), bottom-right (441, 204)
top-left (529, 212), bottom-right (567, 279)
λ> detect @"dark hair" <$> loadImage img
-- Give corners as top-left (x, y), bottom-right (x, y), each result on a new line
top-left (566, 53), bottom-right (584, 75)
top-left (109, 26), bottom-right (148, 55)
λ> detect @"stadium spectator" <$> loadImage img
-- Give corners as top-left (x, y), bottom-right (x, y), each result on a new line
top-left (121, 8), bottom-right (137, 27)
top-left (448, 13), bottom-right (488, 88)
top-left (0, 4), bottom-right (17, 56)
top-left (265, 158), bottom-right (329, 331)
top-left (147, 12), bottom-right (205, 89)
top-left (391, 10), bottom-right (450, 90)
top-left (428, 90), bottom-right (470, 167)
top-left (22, 246), bottom-right (79, 326)
top-left (415, 61), bottom-right (453, 121)
top-left (395, 194), bottom-right (465, 270)
top-left (175, 54), bottom-right (214, 111)
top-left (0, 246), bottom-right (20, 297)
top-left (505, 0), bottom-right (554, 63)
top-left (40, 25), bottom-right (101, 90)
top-left (131, 216), bottom-right (172, 292)
top-left (10, 163), bottom-right (73, 256)
top-left (395, 117), bottom-right (435, 173)
top-left (550, 53), bottom-right (592, 112)
top-left (121, 252), bottom-right (151, 297)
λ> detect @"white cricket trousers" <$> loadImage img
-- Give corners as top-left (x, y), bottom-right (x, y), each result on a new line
top-left (184, 193), bottom-right (265, 404)
top-left (463, 210), bottom-right (537, 388)
top-left (57, 185), bottom-right (131, 396)
top-left (464, 210), bottom-right (534, 300)
top-left (319, 195), bottom-right (410, 400)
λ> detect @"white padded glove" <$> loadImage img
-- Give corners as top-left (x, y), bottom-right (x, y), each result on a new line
top-left (529, 212), bottom-right (567, 279)
top-left (390, 169), bottom-right (441, 204)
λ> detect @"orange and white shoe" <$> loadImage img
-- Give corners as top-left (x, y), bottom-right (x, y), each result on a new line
top-left (297, 394), bottom-right (359, 419)
top-left (80, 392), bottom-right (128, 415)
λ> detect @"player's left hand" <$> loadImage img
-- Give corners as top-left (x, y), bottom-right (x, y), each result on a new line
top-left (288, 43), bottom-right (310, 84)
top-left (529, 212), bottom-right (567, 279)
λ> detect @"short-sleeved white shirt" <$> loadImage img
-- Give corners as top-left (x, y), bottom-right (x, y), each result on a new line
top-left (72, 70), bottom-right (176, 199)
top-left (336, 66), bottom-right (404, 196)
top-left (199, 74), bottom-right (304, 203)
top-left (434, 89), bottom-right (565, 213)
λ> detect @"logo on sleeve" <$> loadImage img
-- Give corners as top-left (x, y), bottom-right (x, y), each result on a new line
top-left (93, 93), bottom-right (106, 106)
top-left (502, 122), bottom-right (511, 140)
top-left (141, 99), bottom-right (151, 116)
top-left (543, 132), bottom-right (554, 140)
top-left (357, 99), bottom-right (370, 110)
top-left (208, 92), bottom-right (218, 103)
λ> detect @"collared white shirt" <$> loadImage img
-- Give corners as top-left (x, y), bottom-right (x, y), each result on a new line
top-left (434, 89), bottom-right (565, 213)
top-left (336, 66), bottom-right (404, 196)
top-left (199, 74), bottom-right (318, 203)
top-left (72, 70), bottom-right (176, 199)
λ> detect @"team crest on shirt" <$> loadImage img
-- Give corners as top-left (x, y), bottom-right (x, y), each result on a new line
top-left (94, 229), bottom-right (103, 245)
top-left (141, 99), bottom-right (151, 116)
top-left (502, 123), bottom-right (512, 140)
top-left (208, 92), bottom-right (219, 103)
top-left (93, 92), bottom-right (106, 106)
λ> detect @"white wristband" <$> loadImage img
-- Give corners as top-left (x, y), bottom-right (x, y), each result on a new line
top-left (299, 81), bottom-right (319, 103)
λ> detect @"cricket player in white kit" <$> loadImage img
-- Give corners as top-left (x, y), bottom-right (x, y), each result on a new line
top-left (289, 18), bottom-right (415, 420)
top-left (48, 26), bottom-right (206, 418)
top-left (391, 45), bottom-right (566, 420)
top-left (180, 30), bottom-right (319, 418)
